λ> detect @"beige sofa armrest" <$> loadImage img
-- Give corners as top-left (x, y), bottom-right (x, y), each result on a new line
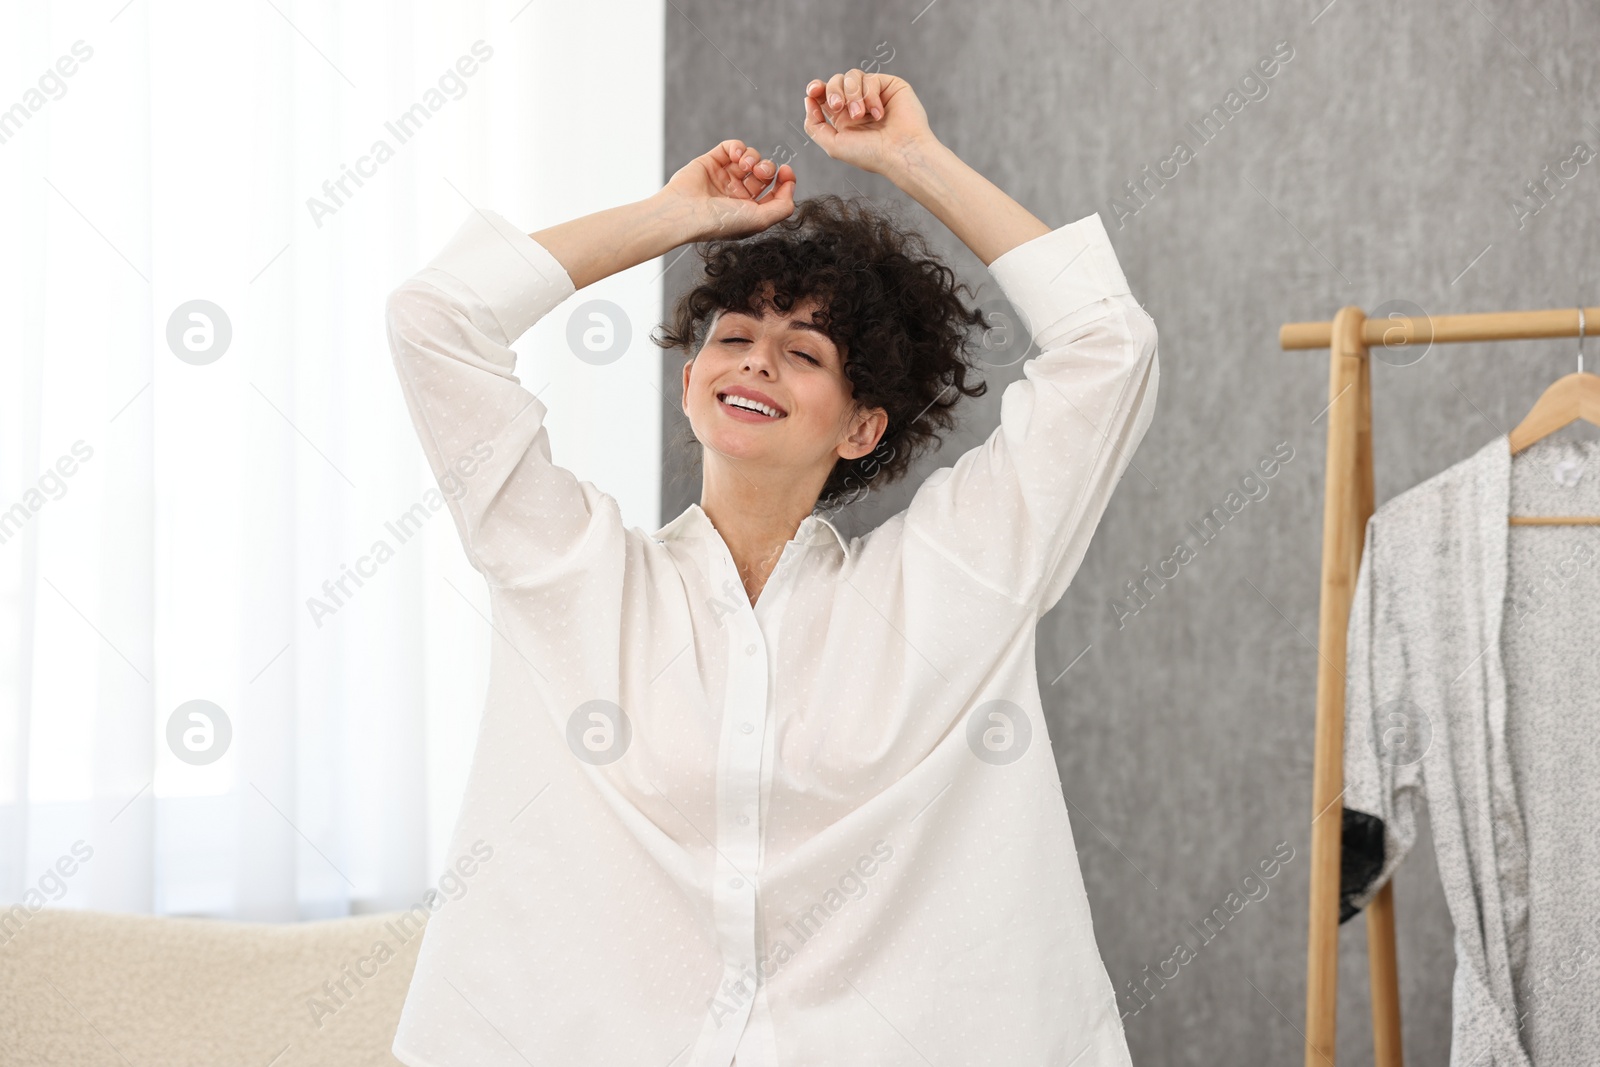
top-left (0, 906), bottom-right (429, 1067)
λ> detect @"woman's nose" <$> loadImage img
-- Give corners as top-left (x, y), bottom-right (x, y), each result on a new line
top-left (741, 341), bottom-right (775, 372)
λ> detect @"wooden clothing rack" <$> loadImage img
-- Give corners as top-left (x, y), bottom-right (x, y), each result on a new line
top-left (1279, 303), bottom-right (1600, 1067)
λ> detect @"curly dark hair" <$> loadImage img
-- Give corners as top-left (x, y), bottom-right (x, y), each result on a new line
top-left (652, 192), bottom-right (993, 514)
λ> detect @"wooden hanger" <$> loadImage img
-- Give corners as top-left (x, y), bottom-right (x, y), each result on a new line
top-left (1508, 307), bottom-right (1600, 524)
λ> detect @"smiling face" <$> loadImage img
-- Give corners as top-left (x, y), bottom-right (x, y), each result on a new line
top-left (681, 284), bottom-right (887, 495)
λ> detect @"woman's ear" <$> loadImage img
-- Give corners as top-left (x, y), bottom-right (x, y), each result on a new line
top-left (681, 357), bottom-right (695, 418)
top-left (839, 405), bottom-right (889, 461)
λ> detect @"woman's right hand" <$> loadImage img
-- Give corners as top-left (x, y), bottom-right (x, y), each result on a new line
top-left (658, 139), bottom-right (797, 242)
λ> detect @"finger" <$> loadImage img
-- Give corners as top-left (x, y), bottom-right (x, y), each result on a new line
top-left (761, 174), bottom-right (796, 223)
top-left (716, 138), bottom-right (746, 164)
top-left (805, 79), bottom-right (833, 122)
top-left (755, 164), bottom-right (795, 201)
top-left (803, 93), bottom-right (836, 147)
top-left (740, 157), bottom-right (775, 197)
top-left (863, 73), bottom-right (884, 122)
top-left (802, 92), bottom-right (825, 133)
top-left (844, 68), bottom-right (866, 119)
top-left (825, 73), bottom-right (848, 116)
top-left (714, 140), bottom-right (764, 191)
top-left (755, 165), bottom-right (796, 208)
top-left (769, 174), bottom-right (796, 219)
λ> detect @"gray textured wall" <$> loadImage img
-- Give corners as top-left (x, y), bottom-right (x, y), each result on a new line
top-left (663, 2), bottom-right (1599, 1061)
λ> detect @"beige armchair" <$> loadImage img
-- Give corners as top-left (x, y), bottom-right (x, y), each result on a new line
top-left (0, 906), bottom-right (427, 1067)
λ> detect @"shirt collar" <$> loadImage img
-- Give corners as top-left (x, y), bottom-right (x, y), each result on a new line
top-left (653, 501), bottom-right (849, 555)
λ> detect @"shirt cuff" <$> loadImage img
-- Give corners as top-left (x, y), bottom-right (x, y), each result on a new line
top-left (421, 207), bottom-right (578, 345)
top-left (985, 212), bottom-right (1133, 332)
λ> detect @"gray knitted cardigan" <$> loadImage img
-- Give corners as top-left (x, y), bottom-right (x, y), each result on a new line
top-left (1341, 432), bottom-right (1600, 1067)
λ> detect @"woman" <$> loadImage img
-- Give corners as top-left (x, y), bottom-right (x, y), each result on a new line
top-left (385, 68), bottom-right (1158, 1067)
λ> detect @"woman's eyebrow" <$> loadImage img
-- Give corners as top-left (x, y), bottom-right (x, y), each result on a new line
top-left (720, 309), bottom-right (831, 340)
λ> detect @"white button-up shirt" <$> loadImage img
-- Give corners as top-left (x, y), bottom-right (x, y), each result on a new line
top-left (385, 202), bottom-right (1159, 1067)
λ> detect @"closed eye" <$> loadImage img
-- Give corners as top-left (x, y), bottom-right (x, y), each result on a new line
top-left (721, 336), bottom-right (820, 365)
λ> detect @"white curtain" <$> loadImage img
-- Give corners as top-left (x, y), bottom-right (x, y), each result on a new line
top-left (0, 0), bottom-right (663, 921)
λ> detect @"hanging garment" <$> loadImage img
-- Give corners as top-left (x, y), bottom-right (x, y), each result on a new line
top-left (1341, 433), bottom-right (1600, 1066)
top-left (383, 206), bottom-right (1160, 1067)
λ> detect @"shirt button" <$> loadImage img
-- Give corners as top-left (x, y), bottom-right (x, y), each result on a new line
top-left (737, 815), bottom-right (750, 825)
top-left (744, 643), bottom-right (756, 655)
top-left (730, 877), bottom-right (744, 889)
top-left (740, 722), bottom-right (754, 734)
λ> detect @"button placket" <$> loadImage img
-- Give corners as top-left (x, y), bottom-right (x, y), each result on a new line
top-left (704, 522), bottom-right (804, 1059)
top-left (707, 543), bottom-right (771, 1066)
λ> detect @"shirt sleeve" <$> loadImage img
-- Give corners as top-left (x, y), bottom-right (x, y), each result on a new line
top-left (385, 207), bottom-right (628, 590)
top-left (901, 212), bottom-right (1160, 617)
top-left (1339, 513), bottom-right (1424, 922)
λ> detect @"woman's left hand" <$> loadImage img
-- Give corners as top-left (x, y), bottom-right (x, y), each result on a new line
top-left (803, 70), bottom-right (935, 177)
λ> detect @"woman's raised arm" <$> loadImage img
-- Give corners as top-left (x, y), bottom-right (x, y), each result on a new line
top-left (803, 68), bottom-right (1160, 617)
top-left (384, 142), bottom-right (797, 590)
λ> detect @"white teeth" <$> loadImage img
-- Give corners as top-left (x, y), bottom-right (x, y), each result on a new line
top-left (720, 393), bottom-right (781, 418)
